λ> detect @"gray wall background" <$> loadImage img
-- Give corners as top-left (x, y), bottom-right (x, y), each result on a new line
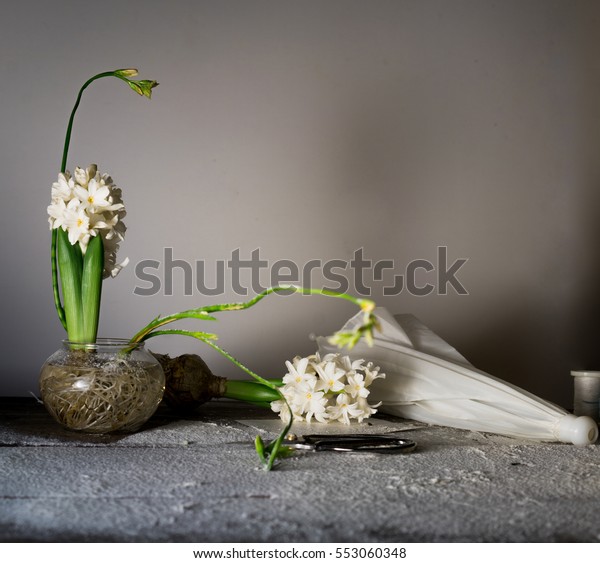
top-left (1, 0), bottom-right (599, 408)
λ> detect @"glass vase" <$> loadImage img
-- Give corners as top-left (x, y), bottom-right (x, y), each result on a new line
top-left (39, 339), bottom-right (165, 433)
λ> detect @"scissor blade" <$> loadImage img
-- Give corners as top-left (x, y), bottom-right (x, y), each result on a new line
top-left (302, 433), bottom-right (407, 443)
top-left (286, 434), bottom-right (415, 454)
top-left (311, 438), bottom-right (416, 454)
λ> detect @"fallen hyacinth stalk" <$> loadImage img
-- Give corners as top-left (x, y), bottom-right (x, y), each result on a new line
top-left (152, 352), bottom-right (385, 423)
top-left (129, 286), bottom-right (379, 470)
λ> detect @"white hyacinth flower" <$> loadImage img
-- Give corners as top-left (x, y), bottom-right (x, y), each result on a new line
top-left (271, 352), bottom-right (384, 424)
top-left (282, 357), bottom-right (314, 387)
top-left (271, 399), bottom-right (297, 424)
top-left (327, 393), bottom-right (363, 424)
top-left (47, 198), bottom-right (68, 230)
top-left (48, 165), bottom-right (127, 278)
top-left (314, 360), bottom-right (345, 393)
top-left (355, 397), bottom-right (382, 423)
top-left (364, 361), bottom-right (386, 386)
top-left (345, 373), bottom-right (370, 400)
top-left (301, 392), bottom-right (329, 423)
top-left (63, 204), bottom-right (91, 247)
top-left (51, 172), bottom-right (74, 201)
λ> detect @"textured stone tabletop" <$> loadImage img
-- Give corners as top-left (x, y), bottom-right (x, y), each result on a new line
top-left (1, 398), bottom-right (599, 543)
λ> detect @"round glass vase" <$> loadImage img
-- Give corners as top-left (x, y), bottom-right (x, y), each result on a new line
top-left (39, 339), bottom-right (165, 434)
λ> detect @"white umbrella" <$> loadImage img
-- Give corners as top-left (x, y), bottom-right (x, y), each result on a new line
top-left (318, 308), bottom-right (598, 445)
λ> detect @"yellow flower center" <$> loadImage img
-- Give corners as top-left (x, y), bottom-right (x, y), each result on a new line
top-left (77, 218), bottom-right (84, 228)
top-left (88, 196), bottom-right (94, 204)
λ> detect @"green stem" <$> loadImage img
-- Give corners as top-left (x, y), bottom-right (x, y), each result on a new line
top-left (138, 327), bottom-right (292, 470)
top-left (60, 71), bottom-right (118, 174)
top-left (130, 285), bottom-right (372, 344)
top-left (199, 337), bottom-right (294, 471)
top-left (138, 329), bottom-right (275, 389)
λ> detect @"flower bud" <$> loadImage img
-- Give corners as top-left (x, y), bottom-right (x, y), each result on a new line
top-left (127, 79), bottom-right (159, 99)
top-left (73, 166), bottom-right (89, 187)
top-left (114, 68), bottom-right (139, 78)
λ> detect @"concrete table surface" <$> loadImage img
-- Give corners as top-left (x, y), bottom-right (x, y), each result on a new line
top-left (1, 397), bottom-right (599, 543)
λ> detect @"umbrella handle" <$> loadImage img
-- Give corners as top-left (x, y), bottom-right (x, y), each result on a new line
top-left (555, 414), bottom-right (598, 445)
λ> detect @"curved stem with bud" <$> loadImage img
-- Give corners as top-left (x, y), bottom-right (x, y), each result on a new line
top-left (52, 69), bottom-right (158, 337)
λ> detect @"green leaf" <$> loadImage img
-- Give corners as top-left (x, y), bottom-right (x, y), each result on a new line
top-left (139, 329), bottom-right (219, 342)
top-left (254, 435), bottom-right (266, 465)
top-left (81, 235), bottom-right (104, 343)
top-left (56, 228), bottom-right (84, 342)
top-left (51, 229), bottom-right (67, 331)
top-left (166, 309), bottom-right (217, 322)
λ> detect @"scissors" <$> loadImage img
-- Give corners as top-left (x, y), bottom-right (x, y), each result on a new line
top-left (283, 433), bottom-right (416, 454)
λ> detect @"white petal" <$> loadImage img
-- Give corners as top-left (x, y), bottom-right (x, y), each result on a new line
top-left (74, 186), bottom-right (89, 202)
top-left (66, 198), bottom-right (81, 210)
top-left (67, 229), bottom-right (79, 245)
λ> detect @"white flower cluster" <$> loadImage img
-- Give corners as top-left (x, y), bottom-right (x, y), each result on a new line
top-left (48, 164), bottom-right (128, 278)
top-left (271, 353), bottom-right (385, 424)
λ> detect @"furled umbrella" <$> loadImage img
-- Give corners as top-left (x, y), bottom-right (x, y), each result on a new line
top-left (317, 308), bottom-right (598, 445)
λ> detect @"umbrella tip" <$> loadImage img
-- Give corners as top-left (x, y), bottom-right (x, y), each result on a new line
top-left (556, 414), bottom-right (598, 446)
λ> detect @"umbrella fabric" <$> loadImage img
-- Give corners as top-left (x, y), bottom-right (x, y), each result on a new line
top-left (317, 308), bottom-right (598, 445)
